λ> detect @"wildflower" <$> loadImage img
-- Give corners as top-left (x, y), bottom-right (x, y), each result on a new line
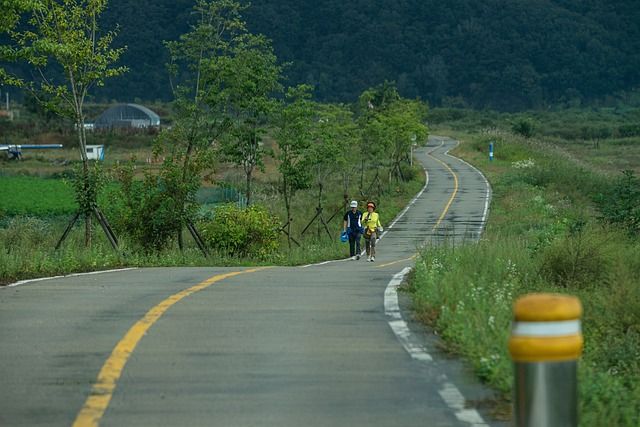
top-left (512, 158), bottom-right (535, 169)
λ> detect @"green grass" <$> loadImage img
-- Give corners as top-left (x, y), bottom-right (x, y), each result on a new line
top-left (407, 130), bottom-right (640, 425)
top-left (0, 175), bottom-right (76, 216)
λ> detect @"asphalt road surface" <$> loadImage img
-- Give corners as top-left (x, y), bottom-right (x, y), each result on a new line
top-left (0, 136), bottom-right (502, 427)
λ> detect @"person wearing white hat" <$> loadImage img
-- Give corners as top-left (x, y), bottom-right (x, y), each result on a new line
top-left (343, 200), bottom-right (363, 260)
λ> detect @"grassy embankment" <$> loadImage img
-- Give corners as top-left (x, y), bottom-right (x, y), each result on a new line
top-left (428, 107), bottom-right (640, 174)
top-left (0, 153), bottom-right (425, 285)
top-left (409, 109), bottom-right (640, 426)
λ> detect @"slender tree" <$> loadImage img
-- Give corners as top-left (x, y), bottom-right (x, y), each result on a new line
top-left (307, 102), bottom-right (358, 237)
top-left (6, 0), bottom-right (127, 247)
top-left (356, 82), bottom-right (400, 191)
top-left (159, 0), bottom-right (245, 250)
top-left (369, 99), bottom-right (428, 181)
top-left (217, 33), bottom-right (282, 206)
top-left (274, 85), bottom-right (314, 247)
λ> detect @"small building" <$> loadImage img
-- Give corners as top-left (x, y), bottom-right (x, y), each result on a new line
top-left (85, 145), bottom-right (105, 161)
top-left (93, 103), bottom-right (160, 130)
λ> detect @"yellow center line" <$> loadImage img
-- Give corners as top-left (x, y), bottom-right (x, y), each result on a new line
top-left (429, 151), bottom-right (459, 230)
top-left (377, 254), bottom-right (417, 269)
top-left (377, 139), bottom-right (459, 269)
top-left (72, 267), bottom-right (266, 427)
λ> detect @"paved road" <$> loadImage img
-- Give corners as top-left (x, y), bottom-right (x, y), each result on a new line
top-left (0, 137), bottom-right (500, 427)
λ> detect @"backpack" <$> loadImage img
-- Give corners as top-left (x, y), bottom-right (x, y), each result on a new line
top-left (363, 212), bottom-right (373, 238)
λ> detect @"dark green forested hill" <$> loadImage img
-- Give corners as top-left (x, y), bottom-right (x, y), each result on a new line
top-left (90, 0), bottom-right (639, 109)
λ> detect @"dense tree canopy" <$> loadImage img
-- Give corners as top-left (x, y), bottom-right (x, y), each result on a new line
top-left (242, 0), bottom-right (640, 109)
top-left (6, 0), bottom-right (639, 110)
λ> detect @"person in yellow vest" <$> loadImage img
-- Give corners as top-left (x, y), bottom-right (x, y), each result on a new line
top-left (362, 201), bottom-right (383, 262)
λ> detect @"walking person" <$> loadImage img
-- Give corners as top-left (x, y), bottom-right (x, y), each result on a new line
top-left (343, 200), bottom-right (363, 260)
top-left (362, 201), bottom-right (383, 262)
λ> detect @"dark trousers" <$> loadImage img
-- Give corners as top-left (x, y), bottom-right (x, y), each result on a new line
top-left (348, 233), bottom-right (361, 257)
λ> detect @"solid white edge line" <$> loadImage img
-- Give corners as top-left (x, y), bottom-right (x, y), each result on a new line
top-left (441, 138), bottom-right (492, 240)
top-left (384, 267), bottom-right (489, 427)
top-left (3, 267), bottom-right (138, 289)
top-left (512, 320), bottom-right (581, 337)
top-left (384, 267), bottom-right (431, 362)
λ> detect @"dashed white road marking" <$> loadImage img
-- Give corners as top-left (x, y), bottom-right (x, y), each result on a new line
top-left (384, 267), bottom-right (490, 427)
top-left (3, 268), bottom-right (138, 288)
top-left (439, 382), bottom-right (490, 426)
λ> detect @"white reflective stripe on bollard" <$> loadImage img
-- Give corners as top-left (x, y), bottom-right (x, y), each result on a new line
top-left (512, 320), bottom-right (581, 337)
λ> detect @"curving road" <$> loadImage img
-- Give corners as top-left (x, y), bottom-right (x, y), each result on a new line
top-left (0, 136), bottom-right (500, 427)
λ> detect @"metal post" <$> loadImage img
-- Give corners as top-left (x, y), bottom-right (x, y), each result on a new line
top-left (509, 294), bottom-right (583, 427)
top-left (410, 144), bottom-right (413, 167)
top-left (410, 134), bottom-right (417, 167)
top-left (489, 142), bottom-right (494, 161)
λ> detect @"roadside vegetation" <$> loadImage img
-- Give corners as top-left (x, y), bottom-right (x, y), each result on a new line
top-left (429, 107), bottom-right (640, 174)
top-left (409, 110), bottom-right (640, 425)
top-left (0, 0), bottom-right (427, 285)
top-left (0, 168), bottom-right (424, 285)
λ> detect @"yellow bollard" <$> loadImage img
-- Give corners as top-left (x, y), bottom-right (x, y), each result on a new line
top-left (509, 293), bottom-right (583, 427)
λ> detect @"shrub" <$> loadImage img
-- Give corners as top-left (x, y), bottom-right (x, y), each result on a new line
top-left (606, 254), bottom-right (640, 336)
top-left (399, 163), bottom-right (419, 182)
top-left (105, 164), bottom-right (183, 252)
top-left (539, 224), bottom-right (609, 288)
top-left (511, 118), bottom-right (535, 138)
top-left (617, 124), bottom-right (640, 138)
top-left (0, 216), bottom-right (52, 253)
top-left (580, 126), bottom-right (612, 140)
top-left (596, 170), bottom-right (640, 236)
top-left (199, 204), bottom-right (280, 258)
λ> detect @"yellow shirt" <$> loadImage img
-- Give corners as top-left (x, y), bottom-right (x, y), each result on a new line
top-left (362, 211), bottom-right (381, 232)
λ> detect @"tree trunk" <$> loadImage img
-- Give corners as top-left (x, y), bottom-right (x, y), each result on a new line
top-left (343, 172), bottom-right (350, 211)
top-left (316, 182), bottom-right (323, 238)
top-left (245, 168), bottom-right (253, 207)
top-left (76, 112), bottom-right (92, 247)
top-left (283, 181), bottom-right (292, 249)
top-left (85, 212), bottom-right (92, 247)
top-left (177, 129), bottom-right (198, 253)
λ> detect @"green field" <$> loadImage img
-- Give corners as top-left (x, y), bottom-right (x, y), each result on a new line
top-left (0, 175), bottom-right (76, 217)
